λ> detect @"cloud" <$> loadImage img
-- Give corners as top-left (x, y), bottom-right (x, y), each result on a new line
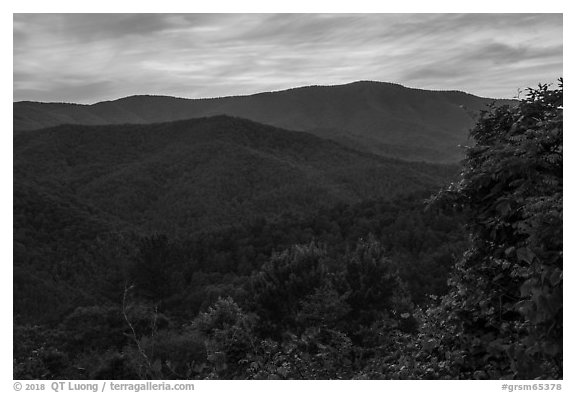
top-left (13, 13), bottom-right (563, 103)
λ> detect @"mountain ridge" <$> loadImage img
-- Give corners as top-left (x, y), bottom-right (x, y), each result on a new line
top-left (14, 81), bottom-right (517, 163)
top-left (14, 80), bottom-right (503, 105)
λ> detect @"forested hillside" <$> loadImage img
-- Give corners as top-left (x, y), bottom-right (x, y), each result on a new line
top-left (14, 81), bottom-right (516, 163)
top-left (14, 115), bottom-right (455, 234)
top-left (14, 115), bottom-right (456, 323)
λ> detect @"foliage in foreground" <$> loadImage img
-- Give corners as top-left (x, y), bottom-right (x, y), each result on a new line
top-left (422, 80), bottom-right (563, 379)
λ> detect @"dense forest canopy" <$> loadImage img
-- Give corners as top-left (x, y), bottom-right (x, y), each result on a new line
top-left (13, 82), bottom-right (562, 380)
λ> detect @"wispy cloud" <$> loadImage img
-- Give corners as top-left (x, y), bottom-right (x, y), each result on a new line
top-left (13, 13), bottom-right (563, 103)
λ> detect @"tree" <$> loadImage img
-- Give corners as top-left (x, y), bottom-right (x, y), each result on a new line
top-left (430, 80), bottom-right (562, 378)
top-left (193, 297), bottom-right (256, 378)
top-left (248, 243), bottom-right (327, 338)
top-left (341, 236), bottom-right (409, 327)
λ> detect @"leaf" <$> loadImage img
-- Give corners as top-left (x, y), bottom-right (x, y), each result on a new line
top-left (516, 247), bottom-right (536, 264)
top-left (520, 278), bottom-right (537, 297)
top-left (549, 269), bottom-right (562, 286)
top-left (422, 339), bottom-right (437, 352)
top-left (152, 359), bottom-right (162, 373)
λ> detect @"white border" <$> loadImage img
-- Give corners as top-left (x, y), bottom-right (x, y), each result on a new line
top-left (4, 1), bottom-right (572, 391)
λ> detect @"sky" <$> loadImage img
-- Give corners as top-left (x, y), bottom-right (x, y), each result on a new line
top-left (13, 13), bottom-right (563, 103)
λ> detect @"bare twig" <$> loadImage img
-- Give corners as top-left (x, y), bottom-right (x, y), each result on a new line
top-left (122, 282), bottom-right (155, 378)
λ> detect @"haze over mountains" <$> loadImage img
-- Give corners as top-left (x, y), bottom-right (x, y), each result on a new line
top-left (14, 81), bottom-right (516, 163)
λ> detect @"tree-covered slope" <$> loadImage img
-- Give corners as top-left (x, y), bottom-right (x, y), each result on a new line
top-left (15, 115), bottom-right (457, 235)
